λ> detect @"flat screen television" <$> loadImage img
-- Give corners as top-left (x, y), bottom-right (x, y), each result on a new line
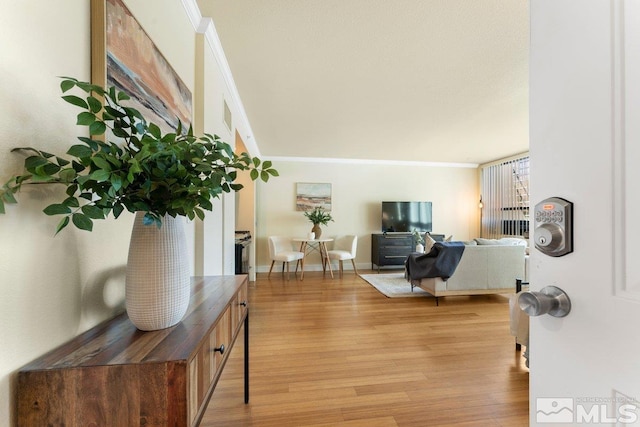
top-left (381, 201), bottom-right (432, 233)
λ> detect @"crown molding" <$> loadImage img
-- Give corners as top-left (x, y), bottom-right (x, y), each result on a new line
top-left (266, 156), bottom-right (478, 168)
top-left (181, 0), bottom-right (260, 157)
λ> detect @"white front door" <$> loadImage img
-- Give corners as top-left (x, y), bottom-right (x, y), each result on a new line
top-left (529, 0), bottom-right (640, 425)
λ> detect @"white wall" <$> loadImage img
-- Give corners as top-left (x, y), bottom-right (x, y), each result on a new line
top-left (255, 160), bottom-right (480, 270)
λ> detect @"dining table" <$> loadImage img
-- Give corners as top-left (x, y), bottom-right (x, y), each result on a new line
top-left (292, 237), bottom-right (334, 280)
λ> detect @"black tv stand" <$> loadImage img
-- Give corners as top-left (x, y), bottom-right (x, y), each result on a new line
top-left (371, 233), bottom-right (415, 272)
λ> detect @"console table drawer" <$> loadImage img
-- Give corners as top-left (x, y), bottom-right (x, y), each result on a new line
top-left (231, 283), bottom-right (248, 334)
top-left (189, 306), bottom-right (231, 424)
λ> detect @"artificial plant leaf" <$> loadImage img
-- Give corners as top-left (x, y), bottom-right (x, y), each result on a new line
top-left (112, 203), bottom-right (124, 218)
top-left (60, 79), bottom-right (76, 93)
top-left (199, 194), bottom-right (213, 208)
top-left (0, 199), bottom-right (4, 214)
top-left (55, 217), bottom-right (70, 235)
top-left (43, 204), bottom-right (71, 215)
top-left (76, 112), bottom-right (96, 126)
top-left (250, 169), bottom-right (259, 180)
top-left (1, 190), bottom-right (17, 204)
top-left (110, 174), bottom-right (123, 191)
top-left (88, 169), bottom-right (110, 182)
top-left (92, 156), bottom-right (112, 171)
top-left (87, 96), bottom-right (102, 114)
top-left (63, 197), bottom-right (79, 208)
top-left (105, 155), bottom-right (122, 168)
top-left (77, 137), bottom-right (99, 151)
top-left (72, 161), bottom-right (86, 173)
top-left (55, 157), bottom-right (70, 167)
top-left (59, 168), bottom-right (77, 183)
top-left (67, 145), bottom-right (93, 159)
top-left (65, 184), bottom-right (78, 197)
top-left (77, 81), bottom-right (97, 93)
top-left (72, 213), bottom-right (93, 231)
top-left (35, 162), bottom-right (61, 176)
top-left (38, 151), bottom-right (54, 159)
top-left (24, 156), bottom-right (49, 171)
top-left (81, 205), bottom-right (105, 219)
top-left (62, 95), bottom-right (88, 109)
top-left (112, 127), bottom-right (130, 138)
top-left (89, 121), bottom-right (106, 135)
top-left (104, 105), bottom-right (126, 118)
top-left (148, 123), bottom-right (162, 139)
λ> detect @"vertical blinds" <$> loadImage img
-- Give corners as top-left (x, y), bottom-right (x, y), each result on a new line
top-left (480, 155), bottom-right (530, 238)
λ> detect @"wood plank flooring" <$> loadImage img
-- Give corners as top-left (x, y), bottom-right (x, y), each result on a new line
top-left (201, 270), bottom-right (529, 426)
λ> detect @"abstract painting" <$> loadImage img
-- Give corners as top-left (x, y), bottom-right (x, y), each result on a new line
top-left (93, 0), bottom-right (192, 133)
top-left (296, 183), bottom-right (332, 211)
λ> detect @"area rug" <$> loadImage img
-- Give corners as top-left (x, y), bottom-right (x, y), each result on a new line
top-left (359, 273), bottom-right (433, 298)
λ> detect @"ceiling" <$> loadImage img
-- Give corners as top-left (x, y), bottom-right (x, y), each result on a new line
top-left (198, 0), bottom-right (530, 165)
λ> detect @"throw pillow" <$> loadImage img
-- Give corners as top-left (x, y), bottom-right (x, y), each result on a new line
top-left (445, 235), bottom-right (453, 242)
top-left (425, 233), bottom-right (437, 252)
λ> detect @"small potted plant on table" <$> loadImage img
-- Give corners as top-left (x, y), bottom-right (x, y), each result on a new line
top-left (303, 207), bottom-right (333, 239)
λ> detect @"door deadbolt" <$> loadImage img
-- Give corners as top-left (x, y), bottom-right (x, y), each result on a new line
top-left (533, 197), bottom-right (573, 257)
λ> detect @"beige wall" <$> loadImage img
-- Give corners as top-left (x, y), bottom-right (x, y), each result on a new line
top-left (0, 1), bottom-right (199, 424)
top-left (255, 160), bottom-right (480, 271)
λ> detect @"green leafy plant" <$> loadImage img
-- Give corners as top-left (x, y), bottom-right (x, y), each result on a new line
top-left (303, 207), bottom-right (333, 225)
top-left (0, 77), bottom-right (278, 233)
top-left (412, 229), bottom-right (424, 245)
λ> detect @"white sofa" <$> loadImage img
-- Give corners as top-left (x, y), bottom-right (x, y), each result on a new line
top-left (411, 238), bottom-right (528, 302)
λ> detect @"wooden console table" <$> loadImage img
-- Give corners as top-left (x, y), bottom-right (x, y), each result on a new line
top-left (17, 275), bottom-right (249, 427)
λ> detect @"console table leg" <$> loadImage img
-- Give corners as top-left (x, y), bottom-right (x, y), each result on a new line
top-left (244, 310), bottom-right (249, 404)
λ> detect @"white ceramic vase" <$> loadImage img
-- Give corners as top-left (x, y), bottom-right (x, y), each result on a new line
top-left (416, 243), bottom-right (425, 253)
top-left (125, 212), bottom-right (190, 331)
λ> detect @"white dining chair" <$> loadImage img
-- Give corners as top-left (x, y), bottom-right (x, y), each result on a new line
top-left (268, 236), bottom-right (304, 280)
top-left (325, 235), bottom-right (358, 276)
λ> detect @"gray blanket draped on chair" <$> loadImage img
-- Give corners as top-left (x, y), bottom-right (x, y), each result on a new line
top-left (405, 241), bottom-right (466, 281)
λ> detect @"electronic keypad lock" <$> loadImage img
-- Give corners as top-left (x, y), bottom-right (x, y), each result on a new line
top-left (534, 197), bottom-right (573, 257)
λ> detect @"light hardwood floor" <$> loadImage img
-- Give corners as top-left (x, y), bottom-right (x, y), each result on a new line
top-left (202, 269), bottom-right (529, 426)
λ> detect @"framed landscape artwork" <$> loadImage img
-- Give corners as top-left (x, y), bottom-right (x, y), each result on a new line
top-left (91, 0), bottom-right (192, 133)
top-left (296, 183), bottom-right (332, 211)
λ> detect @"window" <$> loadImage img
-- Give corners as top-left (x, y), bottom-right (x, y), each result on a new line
top-left (480, 155), bottom-right (530, 239)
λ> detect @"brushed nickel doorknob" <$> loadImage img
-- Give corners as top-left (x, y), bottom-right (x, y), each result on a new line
top-left (518, 285), bottom-right (571, 317)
